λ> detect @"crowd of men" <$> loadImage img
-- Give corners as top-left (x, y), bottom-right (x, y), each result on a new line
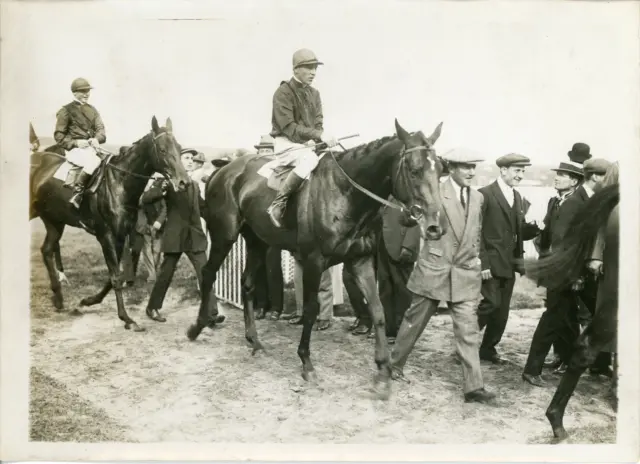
top-left (33, 47), bottom-right (617, 406)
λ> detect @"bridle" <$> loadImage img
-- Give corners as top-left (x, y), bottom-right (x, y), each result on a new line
top-left (327, 144), bottom-right (435, 222)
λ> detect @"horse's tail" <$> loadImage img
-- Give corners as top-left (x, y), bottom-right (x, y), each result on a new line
top-left (521, 184), bottom-right (619, 290)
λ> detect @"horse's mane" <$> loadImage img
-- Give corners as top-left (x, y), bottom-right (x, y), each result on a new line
top-left (333, 135), bottom-right (400, 163)
top-left (521, 183), bottom-right (620, 289)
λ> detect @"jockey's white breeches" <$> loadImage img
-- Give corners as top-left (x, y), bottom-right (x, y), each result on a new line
top-left (273, 137), bottom-right (320, 180)
top-left (65, 146), bottom-right (101, 174)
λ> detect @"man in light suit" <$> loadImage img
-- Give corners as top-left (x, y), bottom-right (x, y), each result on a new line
top-left (390, 148), bottom-right (496, 404)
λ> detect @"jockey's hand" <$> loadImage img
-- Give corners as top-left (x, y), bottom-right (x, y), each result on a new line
top-left (75, 139), bottom-right (90, 148)
top-left (320, 133), bottom-right (338, 148)
top-left (587, 259), bottom-right (603, 277)
top-left (481, 269), bottom-right (492, 281)
top-left (153, 221), bottom-right (162, 231)
top-left (304, 140), bottom-right (316, 147)
top-left (88, 138), bottom-right (100, 148)
top-left (571, 277), bottom-right (585, 292)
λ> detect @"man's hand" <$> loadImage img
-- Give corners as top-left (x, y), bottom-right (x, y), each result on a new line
top-left (533, 219), bottom-right (545, 230)
top-left (571, 277), bottom-right (585, 292)
top-left (481, 269), bottom-right (492, 280)
top-left (304, 140), bottom-right (316, 147)
top-left (398, 248), bottom-right (414, 264)
top-left (153, 221), bottom-right (162, 231)
top-left (75, 139), bottom-right (90, 148)
top-left (320, 132), bottom-right (338, 148)
top-left (88, 138), bottom-right (100, 148)
top-left (586, 259), bottom-right (603, 277)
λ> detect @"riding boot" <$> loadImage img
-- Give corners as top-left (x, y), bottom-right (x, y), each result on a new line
top-left (267, 171), bottom-right (305, 228)
top-left (69, 171), bottom-right (92, 209)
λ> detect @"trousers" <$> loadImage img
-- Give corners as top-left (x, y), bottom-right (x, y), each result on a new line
top-left (65, 146), bottom-right (101, 174)
top-left (293, 261), bottom-right (334, 319)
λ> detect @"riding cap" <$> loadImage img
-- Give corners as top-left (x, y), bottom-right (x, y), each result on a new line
top-left (71, 77), bottom-right (93, 92)
top-left (496, 153), bottom-right (531, 168)
top-left (254, 134), bottom-right (275, 150)
top-left (583, 158), bottom-right (612, 176)
top-left (293, 49), bottom-right (324, 68)
top-left (440, 147), bottom-right (485, 165)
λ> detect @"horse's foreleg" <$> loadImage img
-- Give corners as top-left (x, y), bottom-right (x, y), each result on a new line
top-left (187, 239), bottom-right (234, 341)
top-left (40, 220), bottom-right (64, 310)
top-left (79, 281), bottom-right (113, 307)
top-left (347, 256), bottom-right (392, 400)
top-left (546, 323), bottom-right (614, 441)
top-left (95, 232), bottom-right (143, 332)
top-left (297, 259), bottom-right (323, 383)
top-left (241, 244), bottom-right (265, 354)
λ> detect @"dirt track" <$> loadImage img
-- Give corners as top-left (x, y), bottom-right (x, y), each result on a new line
top-left (30, 224), bottom-right (616, 444)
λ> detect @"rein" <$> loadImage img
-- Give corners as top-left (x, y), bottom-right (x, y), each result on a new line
top-left (327, 145), bottom-right (428, 220)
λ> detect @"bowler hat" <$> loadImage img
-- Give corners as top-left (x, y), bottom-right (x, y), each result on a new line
top-left (293, 48), bottom-right (324, 68)
top-left (567, 142), bottom-right (592, 165)
top-left (254, 134), bottom-right (275, 150)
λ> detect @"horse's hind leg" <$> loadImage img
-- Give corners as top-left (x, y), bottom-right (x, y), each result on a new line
top-left (40, 219), bottom-right (65, 310)
top-left (546, 323), bottom-right (614, 441)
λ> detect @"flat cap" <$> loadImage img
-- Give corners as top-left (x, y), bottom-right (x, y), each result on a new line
top-left (583, 158), bottom-right (611, 175)
top-left (440, 147), bottom-right (485, 164)
top-left (293, 48), bottom-right (324, 68)
top-left (496, 153), bottom-right (531, 168)
top-left (180, 148), bottom-right (199, 156)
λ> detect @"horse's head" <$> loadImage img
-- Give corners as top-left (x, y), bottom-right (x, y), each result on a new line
top-left (149, 116), bottom-right (190, 192)
top-left (393, 119), bottom-right (447, 240)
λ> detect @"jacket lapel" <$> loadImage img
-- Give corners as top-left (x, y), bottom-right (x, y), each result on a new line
top-left (442, 179), bottom-right (466, 242)
top-left (490, 181), bottom-right (513, 223)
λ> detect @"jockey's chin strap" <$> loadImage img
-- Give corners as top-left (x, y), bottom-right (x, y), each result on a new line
top-left (326, 145), bottom-right (428, 222)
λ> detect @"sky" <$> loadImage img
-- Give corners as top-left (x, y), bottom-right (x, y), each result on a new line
top-left (9, 0), bottom-right (640, 164)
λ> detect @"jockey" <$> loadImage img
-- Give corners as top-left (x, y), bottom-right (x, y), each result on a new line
top-left (266, 48), bottom-right (339, 228)
top-left (54, 77), bottom-right (107, 208)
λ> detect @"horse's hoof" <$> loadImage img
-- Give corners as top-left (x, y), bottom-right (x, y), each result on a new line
top-left (207, 314), bottom-right (226, 328)
top-left (146, 309), bottom-right (166, 323)
top-left (302, 370), bottom-right (319, 384)
top-left (51, 294), bottom-right (64, 310)
top-left (552, 426), bottom-right (568, 442)
top-left (251, 343), bottom-right (265, 356)
top-left (79, 297), bottom-right (96, 307)
top-left (132, 323), bottom-right (146, 333)
top-left (373, 378), bottom-right (392, 401)
top-left (187, 324), bottom-right (202, 341)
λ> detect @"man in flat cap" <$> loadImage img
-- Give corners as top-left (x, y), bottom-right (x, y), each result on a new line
top-left (476, 154), bottom-right (541, 364)
top-left (522, 146), bottom-right (612, 385)
top-left (54, 77), bottom-right (107, 208)
top-left (390, 148), bottom-right (496, 404)
top-left (266, 48), bottom-right (339, 228)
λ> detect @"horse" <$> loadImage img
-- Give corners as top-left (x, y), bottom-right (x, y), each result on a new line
top-left (521, 180), bottom-right (619, 441)
top-left (30, 117), bottom-right (191, 332)
top-left (187, 119), bottom-right (447, 399)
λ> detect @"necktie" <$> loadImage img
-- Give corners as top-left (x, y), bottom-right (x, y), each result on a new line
top-left (460, 187), bottom-right (467, 210)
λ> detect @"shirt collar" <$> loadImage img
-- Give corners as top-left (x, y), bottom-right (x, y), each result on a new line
top-left (291, 75), bottom-right (305, 87)
top-left (73, 98), bottom-right (86, 106)
top-left (583, 184), bottom-right (594, 198)
top-left (556, 188), bottom-right (575, 203)
top-left (450, 178), bottom-right (466, 198)
top-left (497, 176), bottom-right (514, 200)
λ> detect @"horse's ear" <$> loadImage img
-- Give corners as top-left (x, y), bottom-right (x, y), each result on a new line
top-left (395, 118), bottom-right (410, 143)
top-left (151, 116), bottom-right (160, 134)
top-left (165, 117), bottom-right (173, 134)
top-left (426, 122), bottom-right (443, 145)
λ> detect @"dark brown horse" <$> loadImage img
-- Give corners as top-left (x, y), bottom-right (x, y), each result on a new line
top-left (187, 119), bottom-right (446, 399)
top-left (30, 117), bottom-right (191, 332)
top-left (522, 182), bottom-right (619, 441)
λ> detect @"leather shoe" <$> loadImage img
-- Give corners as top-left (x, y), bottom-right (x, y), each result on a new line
top-left (351, 323), bottom-right (371, 335)
top-left (522, 373), bottom-right (546, 387)
top-left (464, 388), bottom-right (497, 404)
top-left (348, 318), bottom-right (360, 331)
top-left (543, 356), bottom-right (563, 370)
top-left (265, 311), bottom-right (280, 321)
top-left (480, 353), bottom-right (506, 365)
top-left (316, 319), bottom-right (331, 331)
top-left (553, 363), bottom-right (568, 376)
top-left (280, 313), bottom-right (299, 321)
top-left (288, 316), bottom-right (304, 325)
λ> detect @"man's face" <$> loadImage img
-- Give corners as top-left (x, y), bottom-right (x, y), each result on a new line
top-left (501, 166), bottom-right (526, 187)
top-left (450, 163), bottom-right (476, 188)
top-left (181, 153), bottom-right (195, 172)
top-left (592, 173), bottom-right (606, 187)
top-left (293, 64), bottom-right (317, 86)
top-left (73, 90), bottom-right (90, 104)
top-left (553, 171), bottom-right (578, 192)
top-left (258, 147), bottom-right (274, 155)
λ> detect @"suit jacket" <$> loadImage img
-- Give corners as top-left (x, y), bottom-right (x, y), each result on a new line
top-left (539, 186), bottom-right (590, 254)
top-left (140, 179), bottom-right (168, 229)
top-left (145, 180), bottom-right (207, 253)
top-left (478, 181), bottom-right (539, 278)
top-left (407, 178), bottom-right (483, 303)
top-left (381, 198), bottom-right (421, 263)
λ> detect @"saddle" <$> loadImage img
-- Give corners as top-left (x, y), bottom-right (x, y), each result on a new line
top-left (60, 149), bottom-right (115, 194)
top-left (257, 148), bottom-right (331, 191)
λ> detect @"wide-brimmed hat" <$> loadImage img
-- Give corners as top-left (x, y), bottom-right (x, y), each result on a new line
top-left (254, 134), bottom-right (275, 150)
top-left (293, 48), bottom-right (324, 68)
